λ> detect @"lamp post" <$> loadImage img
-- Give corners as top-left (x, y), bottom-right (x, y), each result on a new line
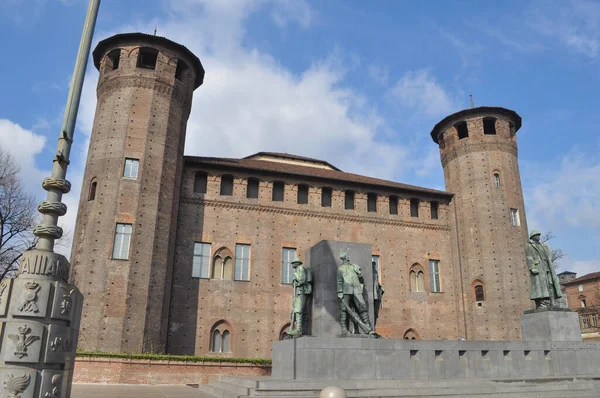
top-left (0, 1), bottom-right (100, 397)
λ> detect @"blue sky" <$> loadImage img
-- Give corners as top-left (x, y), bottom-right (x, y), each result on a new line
top-left (0, 0), bottom-right (598, 276)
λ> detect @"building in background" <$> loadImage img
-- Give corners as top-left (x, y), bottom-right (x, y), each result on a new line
top-left (70, 32), bottom-right (533, 358)
top-left (563, 272), bottom-right (600, 341)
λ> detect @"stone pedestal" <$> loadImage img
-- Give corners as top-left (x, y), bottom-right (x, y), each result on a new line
top-left (0, 249), bottom-right (83, 398)
top-left (305, 241), bottom-right (373, 338)
top-left (521, 309), bottom-right (582, 342)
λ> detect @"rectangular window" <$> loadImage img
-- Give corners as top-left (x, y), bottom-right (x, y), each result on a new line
top-left (297, 185), bottom-right (309, 204)
top-left (582, 300), bottom-right (587, 308)
top-left (112, 223), bottom-right (132, 260)
top-left (389, 196), bottom-right (398, 215)
top-left (345, 191), bottom-right (355, 210)
top-left (429, 260), bottom-right (441, 293)
top-left (579, 284), bottom-right (584, 292)
top-left (281, 248), bottom-right (296, 284)
top-left (372, 255), bottom-right (380, 274)
top-left (235, 244), bottom-right (251, 281)
top-left (410, 198), bottom-right (419, 218)
top-left (431, 202), bottom-right (439, 220)
top-left (494, 173), bottom-right (501, 188)
top-left (137, 48), bottom-right (158, 70)
top-left (123, 158), bottom-right (139, 178)
top-left (367, 193), bottom-right (377, 212)
top-left (510, 208), bottom-right (520, 226)
top-left (272, 182), bottom-right (285, 202)
top-left (321, 187), bottom-right (332, 207)
top-left (247, 178), bottom-right (259, 198)
top-left (192, 242), bottom-right (211, 278)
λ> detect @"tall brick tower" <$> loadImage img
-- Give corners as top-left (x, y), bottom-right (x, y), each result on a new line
top-left (70, 33), bottom-right (204, 353)
top-left (430, 107), bottom-right (531, 340)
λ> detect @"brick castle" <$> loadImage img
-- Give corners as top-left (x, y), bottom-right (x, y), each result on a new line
top-left (70, 33), bottom-right (531, 358)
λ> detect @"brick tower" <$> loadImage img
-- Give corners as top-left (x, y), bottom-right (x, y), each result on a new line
top-left (430, 107), bottom-right (531, 340)
top-left (70, 33), bottom-right (204, 353)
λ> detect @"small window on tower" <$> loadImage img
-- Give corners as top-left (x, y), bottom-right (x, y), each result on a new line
top-left (175, 60), bottom-right (189, 82)
top-left (246, 178), bottom-right (259, 199)
top-left (106, 49), bottom-right (121, 70)
top-left (483, 117), bottom-right (497, 135)
top-left (321, 187), bottom-right (332, 207)
top-left (137, 47), bottom-right (158, 70)
top-left (220, 175), bottom-right (234, 196)
top-left (389, 196), bottom-right (398, 215)
top-left (475, 284), bottom-right (485, 302)
top-left (493, 173), bottom-right (501, 188)
top-left (455, 121), bottom-right (469, 140)
top-left (123, 158), bottom-right (139, 178)
top-left (88, 180), bottom-right (97, 201)
top-left (510, 208), bottom-right (520, 226)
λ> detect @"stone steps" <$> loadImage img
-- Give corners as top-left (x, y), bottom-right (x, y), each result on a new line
top-left (196, 377), bottom-right (600, 398)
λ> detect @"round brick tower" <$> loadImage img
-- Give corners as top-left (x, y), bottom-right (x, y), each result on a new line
top-left (430, 107), bottom-right (531, 341)
top-left (70, 33), bottom-right (204, 353)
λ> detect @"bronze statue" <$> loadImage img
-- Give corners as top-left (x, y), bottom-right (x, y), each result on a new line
top-left (287, 256), bottom-right (312, 337)
top-left (337, 252), bottom-right (375, 336)
top-left (525, 230), bottom-right (562, 309)
top-left (372, 261), bottom-right (384, 328)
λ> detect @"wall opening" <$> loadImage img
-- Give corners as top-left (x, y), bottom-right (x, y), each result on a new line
top-left (367, 193), bottom-right (377, 212)
top-left (88, 180), bottom-right (97, 201)
top-left (430, 202), bottom-right (438, 220)
top-left (345, 191), bottom-right (355, 210)
top-left (455, 121), bottom-right (469, 139)
top-left (410, 198), bottom-right (419, 218)
top-left (272, 181), bottom-right (285, 202)
top-left (106, 49), bottom-right (121, 70)
top-left (246, 178), bottom-right (259, 199)
top-left (483, 117), bottom-right (497, 135)
top-left (389, 196), bottom-right (398, 215)
top-left (220, 175), bottom-right (234, 196)
top-left (321, 187), bottom-right (332, 207)
top-left (175, 60), bottom-right (189, 82)
top-left (194, 172), bottom-right (207, 194)
top-left (137, 47), bottom-right (159, 70)
top-left (297, 184), bottom-right (309, 204)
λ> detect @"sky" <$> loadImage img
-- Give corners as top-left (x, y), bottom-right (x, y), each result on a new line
top-left (0, 0), bottom-right (599, 276)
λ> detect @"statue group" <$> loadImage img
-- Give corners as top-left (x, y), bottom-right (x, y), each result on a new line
top-left (286, 251), bottom-right (383, 339)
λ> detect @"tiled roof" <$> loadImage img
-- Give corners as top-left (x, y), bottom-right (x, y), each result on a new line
top-left (564, 272), bottom-right (600, 285)
top-left (184, 155), bottom-right (452, 198)
top-left (243, 152), bottom-right (341, 171)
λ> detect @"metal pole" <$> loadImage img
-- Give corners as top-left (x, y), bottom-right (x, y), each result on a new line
top-left (34, 0), bottom-right (101, 252)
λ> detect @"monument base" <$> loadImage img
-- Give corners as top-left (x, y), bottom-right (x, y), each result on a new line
top-left (521, 309), bottom-right (582, 342)
top-left (272, 337), bottom-right (600, 380)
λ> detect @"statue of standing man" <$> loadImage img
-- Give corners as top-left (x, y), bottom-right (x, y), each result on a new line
top-left (525, 230), bottom-right (563, 309)
top-left (337, 252), bottom-right (376, 336)
top-left (287, 256), bottom-right (312, 337)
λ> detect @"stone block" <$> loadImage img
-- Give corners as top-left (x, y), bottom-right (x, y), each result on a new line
top-left (1, 321), bottom-right (44, 363)
top-left (521, 310), bottom-right (582, 342)
top-left (44, 324), bottom-right (76, 364)
top-left (41, 369), bottom-right (69, 398)
top-left (0, 278), bottom-right (13, 317)
top-left (306, 240), bottom-right (374, 338)
top-left (0, 368), bottom-right (38, 398)
top-left (50, 282), bottom-right (78, 322)
top-left (9, 278), bottom-right (52, 318)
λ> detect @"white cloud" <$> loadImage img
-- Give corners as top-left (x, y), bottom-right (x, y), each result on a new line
top-left (390, 70), bottom-right (455, 117)
top-left (367, 64), bottom-right (389, 85)
top-left (269, 0), bottom-right (313, 29)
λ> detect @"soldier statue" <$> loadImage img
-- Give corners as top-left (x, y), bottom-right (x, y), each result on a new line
top-left (337, 252), bottom-right (376, 336)
top-left (525, 230), bottom-right (563, 309)
top-left (372, 261), bottom-right (384, 329)
top-left (287, 255), bottom-right (312, 337)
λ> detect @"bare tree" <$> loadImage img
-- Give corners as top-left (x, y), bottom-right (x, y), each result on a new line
top-left (0, 147), bottom-right (38, 281)
top-left (540, 231), bottom-right (566, 269)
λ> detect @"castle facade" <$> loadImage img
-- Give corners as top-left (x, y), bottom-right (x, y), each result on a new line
top-left (70, 33), bottom-right (531, 358)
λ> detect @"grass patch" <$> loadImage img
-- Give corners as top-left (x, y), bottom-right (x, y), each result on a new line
top-left (76, 351), bottom-right (271, 365)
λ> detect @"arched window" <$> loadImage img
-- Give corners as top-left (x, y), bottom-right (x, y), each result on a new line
top-left (409, 264), bottom-right (425, 292)
top-left (475, 285), bottom-right (485, 302)
top-left (213, 247), bottom-right (233, 280)
top-left (297, 184), bottom-right (309, 204)
top-left (483, 117), bottom-right (497, 135)
top-left (403, 329), bottom-right (419, 340)
top-left (194, 172), bottom-right (207, 194)
top-left (175, 59), bottom-right (189, 82)
top-left (220, 175), bottom-right (234, 196)
top-left (137, 47), bottom-right (158, 70)
top-left (455, 121), bottom-right (468, 139)
top-left (210, 321), bottom-right (232, 353)
top-left (493, 172), bottom-right (501, 188)
top-left (88, 179), bottom-right (97, 201)
top-left (105, 49), bottom-right (121, 70)
top-left (367, 193), bottom-right (377, 212)
top-left (246, 178), bottom-right (259, 199)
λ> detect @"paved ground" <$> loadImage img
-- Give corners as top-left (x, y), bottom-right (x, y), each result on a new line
top-left (72, 384), bottom-right (213, 397)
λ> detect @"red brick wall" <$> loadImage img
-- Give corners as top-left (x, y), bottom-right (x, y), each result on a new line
top-left (565, 279), bottom-right (600, 310)
top-left (73, 357), bottom-right (270, 385)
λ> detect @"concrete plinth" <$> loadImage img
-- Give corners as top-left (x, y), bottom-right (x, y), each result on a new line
top-left (305, 241), bottom-right (374, 338)
top-left (521, 309), bottom-right (582, 342)
top-left (272, 337), bottom-right (600, 380)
